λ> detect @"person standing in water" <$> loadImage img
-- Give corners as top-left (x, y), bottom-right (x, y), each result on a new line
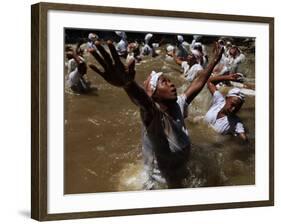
top-left (65, 43), bottom-right (89, 93)
top-left (204, 74), bottom-right (247, 141)
top-left (89, 40), bottom-right (223, 189)
top-left (115, 31), bottom-right (128, 58)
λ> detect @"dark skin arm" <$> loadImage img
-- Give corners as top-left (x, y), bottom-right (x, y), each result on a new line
top-left (183, 42), bottom-right (224, 104)
top-left (89, 41), bottom-right (156, 126)
top-left (207, 73), bottom-right (242, 94)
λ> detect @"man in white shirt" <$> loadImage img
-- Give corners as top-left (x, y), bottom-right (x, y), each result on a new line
top-left (204, 74), bottom-right (247, 141)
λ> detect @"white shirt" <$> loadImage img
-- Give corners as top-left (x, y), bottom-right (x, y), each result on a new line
top-left (66, 57), bottom-right (84, 87)
top-left (204, 91), bottom-right (245, 135)
top-left (181, 61), bottom-right (203, 82)
top-left (116, 39), bottom-right (128, 56)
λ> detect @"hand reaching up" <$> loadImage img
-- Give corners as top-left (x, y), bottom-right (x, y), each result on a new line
top-left (89, 41), bottom-right (136, 87)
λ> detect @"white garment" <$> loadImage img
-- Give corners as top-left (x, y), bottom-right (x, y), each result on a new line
top-left (204, 91), bottom-right (245, 135)
top-left (218, 53), bottom-right (246, 75)
top-left (66, 57), bottom-right (84, 87)
top-left (116, 39), bottom-right (128, 56)
top-left (87, 41), bottom-right (97, 51)
top-left (181, 61), bottom-right (203, 82)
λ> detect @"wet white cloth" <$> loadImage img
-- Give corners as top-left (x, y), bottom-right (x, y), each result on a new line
top-left (226, 88), bottom-right (245, 101)
top-left (181, 61), bottom-right (203, 82)
top-left (204, 91), bottom-right (245, 135)
top-left (149, 71), bottom-right (163, 93)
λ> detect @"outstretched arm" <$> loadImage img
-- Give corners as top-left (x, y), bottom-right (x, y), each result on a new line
top-left (89, 41), bottom-right (155, 125)
top-left (207, 73), bottom-right (242, 95)
top-left (184, 42), bottom-right (224, 104)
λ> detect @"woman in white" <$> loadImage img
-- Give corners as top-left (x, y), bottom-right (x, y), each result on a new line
top-left (204, 74), bottom-right (247, 141)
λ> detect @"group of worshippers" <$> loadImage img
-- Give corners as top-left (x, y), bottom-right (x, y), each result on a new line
top-left (64, 31), bottom-right (251, 189)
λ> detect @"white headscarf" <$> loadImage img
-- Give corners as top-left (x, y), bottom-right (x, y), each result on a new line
top-left (143, 71), bottom-right (163, 96)
top-left (115, 31), bottom-right (127, 40)
top-left (226, 88), bottom-right (245, 101)
top-left (144, 33), bottom-right (153, 44)
top-left (88, 33), bottom-right (98, 41)
top-left (177, 35), bottom-right (184, 43)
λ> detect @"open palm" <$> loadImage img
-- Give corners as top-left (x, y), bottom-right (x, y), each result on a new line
top-left (89, 41), bottom-right (135, 87)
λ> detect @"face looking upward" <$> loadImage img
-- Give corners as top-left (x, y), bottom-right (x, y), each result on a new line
top-left (223, 96), bottom-right (243, 115)
top-left (153, 76), bottom-right (177, 102)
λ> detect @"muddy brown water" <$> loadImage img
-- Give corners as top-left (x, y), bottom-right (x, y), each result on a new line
top-left (64, 44), bottom-right (255, 194)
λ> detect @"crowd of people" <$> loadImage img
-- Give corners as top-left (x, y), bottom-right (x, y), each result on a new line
top-left (65, 31), bottom-right (254, 189)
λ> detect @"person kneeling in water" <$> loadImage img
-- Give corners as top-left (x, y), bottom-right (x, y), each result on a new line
top-left (204, 74), bottom-right (247, 141)
top-left (65, 43), bottom-right (89, 93)
top-left (89, 40), bottom-right (223, 189)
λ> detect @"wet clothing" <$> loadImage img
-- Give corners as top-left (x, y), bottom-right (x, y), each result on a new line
top-left (181, 61), bottom-right (203, 82)
top-left (66, 57), bottom-right (88, 92)
top-left (204, 91), bottom-right (245, 135)
top-left (141, 94), bottom-right (190, 189)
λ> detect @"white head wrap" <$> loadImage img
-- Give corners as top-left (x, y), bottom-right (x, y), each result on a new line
top-left (166, 45), bottom-right (175, 52)
top-left (88, 33), bottom-right (98, 41)
top-left (226, 88), bottom-right (245, 101)
top-left (177, 35), bottom-right (184, 43)
top-left (193, 35), bottom-right (202, 41)
top-left (115, 31), bottom-right (127, 40)
top-left (149, 71), bottom-right (163, 93)
top-left (144, 33), bottom-right (153, 44)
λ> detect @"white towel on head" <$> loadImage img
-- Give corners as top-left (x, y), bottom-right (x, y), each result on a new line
top-left (115, 31), bottom-right (127, 40)
top-left (88, 33), bottom-right (98, 41)
top-left (226, 88), bottom-right (245, 101)
top-left (166, 45), bottom-right (175, 52)
top-left (145, 33), bottom-right (153, 44)
top-left (177, 35), bottom-right (184, 43)
top-left (149, 71), bottom-right (163, 93)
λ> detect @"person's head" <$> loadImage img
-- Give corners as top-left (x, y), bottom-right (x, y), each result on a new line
top-left (218, 39), bottom-right (225, 47)
top-left (88, 33), bottom-right (98, 42)
top-left (186, 49), bottom-right (202, 65)
top-left (229, 45), bottom-right (240, 58)
top-left (222, 88), bottom-right (245, 115)
top-left (144, 71), bottom-right (177, 103)
top-left (166, 45), bottom-right (175, 56)
top-left (193, 42), bottom-right (203, 53)
top-left (66, 51), bottom-right (73, 60)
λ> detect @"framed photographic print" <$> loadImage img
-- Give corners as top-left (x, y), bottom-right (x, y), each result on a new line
top-left (31, 2), bottom-right (274, 221)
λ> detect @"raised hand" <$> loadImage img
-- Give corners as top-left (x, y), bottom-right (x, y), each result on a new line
top-left (89, 41), bottom-right (136, 87)
top-left (212, 41), bottom-right (224, 64)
